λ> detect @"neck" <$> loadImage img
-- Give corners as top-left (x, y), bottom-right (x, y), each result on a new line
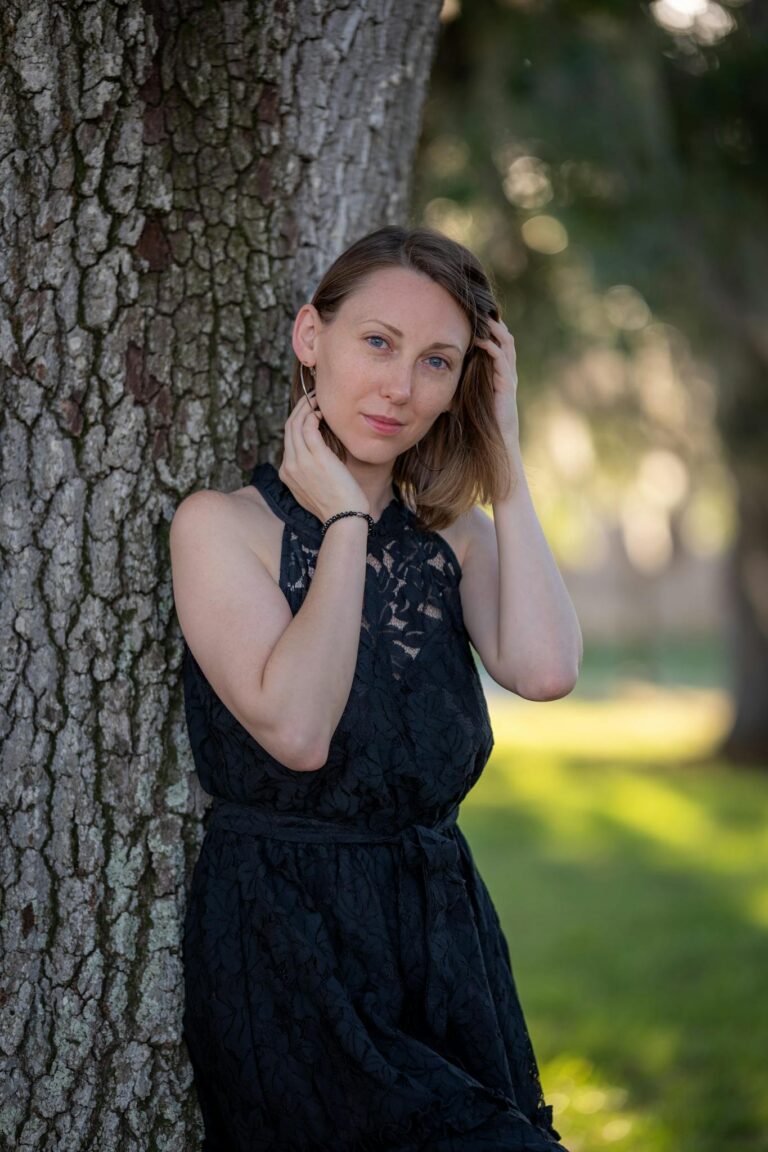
top-left (345, 458), bottom-right (396, 519)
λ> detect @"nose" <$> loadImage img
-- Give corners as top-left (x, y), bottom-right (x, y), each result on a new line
top-left (381, 362), bottom-right (414, 403)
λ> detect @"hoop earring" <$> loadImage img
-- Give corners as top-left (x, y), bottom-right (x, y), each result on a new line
top-left (447, 410), bottom-right (464, 440)
top-left (300, 362), bottom-right (317, 407)
top-left (414, 410), bottom-right (464, 469)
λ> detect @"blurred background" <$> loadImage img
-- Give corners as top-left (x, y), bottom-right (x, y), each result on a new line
top-left (413, 2), bottom-right (768, 1149)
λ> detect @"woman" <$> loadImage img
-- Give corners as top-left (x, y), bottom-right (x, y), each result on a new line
top-left (171, 224), bottom-right (581, 1151)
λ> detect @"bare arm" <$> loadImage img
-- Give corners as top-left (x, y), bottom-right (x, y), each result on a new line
top-left (464, 316), bottom-right (582, 699)
top-left (259, 514), bottom-right (369, 769)
top-left (171, 491), bottom-right (369, 772)
top-left (173, 387), bottom-right (376, 770)
top-left (457, 444), bottom-right (582, 700)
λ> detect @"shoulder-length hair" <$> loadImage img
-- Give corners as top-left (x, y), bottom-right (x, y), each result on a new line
top-left (288, 224), bottom-right (515, 532)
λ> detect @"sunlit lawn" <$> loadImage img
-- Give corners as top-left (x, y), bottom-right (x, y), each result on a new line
top-left (463, 642), bottom-right (768, 1152)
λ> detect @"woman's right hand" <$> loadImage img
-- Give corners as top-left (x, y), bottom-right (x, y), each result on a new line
top-left (279, 391), bottom-right (371, 524)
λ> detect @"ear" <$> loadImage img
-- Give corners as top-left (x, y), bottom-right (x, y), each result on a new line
top-left (291, 304), bottom-right (322, 367)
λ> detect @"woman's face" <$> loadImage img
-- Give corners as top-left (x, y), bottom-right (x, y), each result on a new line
top-left (293, 266), bottom-right (472, 462)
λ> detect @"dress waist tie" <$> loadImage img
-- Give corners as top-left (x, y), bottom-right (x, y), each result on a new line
top-left (206, 799), bottom-right (465, 1042)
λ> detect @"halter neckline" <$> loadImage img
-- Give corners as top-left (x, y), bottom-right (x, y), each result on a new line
top-left (249, 461), bottom-right (409, 541)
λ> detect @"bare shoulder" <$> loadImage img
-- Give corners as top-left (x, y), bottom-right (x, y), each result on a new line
top-left (171, 486), bottom-right (253, 550)
top-left (431, 504), bottom-right (492, 573)
top-left (172, 482), bottom-right (283, 584)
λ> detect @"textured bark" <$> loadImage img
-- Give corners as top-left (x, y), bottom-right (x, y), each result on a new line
top-left (0, 1), bottom-right (443, 1146)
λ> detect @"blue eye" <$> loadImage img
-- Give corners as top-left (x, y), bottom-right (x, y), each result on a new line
top-left (365, 336), bottom-right (450, 372)
top-left (427, 355), bottom-right (450, 371)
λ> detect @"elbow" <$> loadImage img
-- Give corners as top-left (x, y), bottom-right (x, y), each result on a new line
top-left (240, 706), bottom-right (330, 772)
top-left (538, 675), bottom-right (578, 701)
top-left (518, 665), bottom-right (580, 701)
top-left (294, 745), bottom-right (331, 773)
top-left (525, 642), bottom-right (582, 700)
top-left (278, 728), bottom-right (330, 773)
top-left (496, 629), bottom-right (582, 701)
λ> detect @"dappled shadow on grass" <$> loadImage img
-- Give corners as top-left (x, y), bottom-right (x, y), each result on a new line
top-left (458, 747), bottom-right (768, 1152)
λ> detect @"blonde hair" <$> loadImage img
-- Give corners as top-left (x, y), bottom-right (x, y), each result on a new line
top-left (289, 224), bottom-right (515, 532)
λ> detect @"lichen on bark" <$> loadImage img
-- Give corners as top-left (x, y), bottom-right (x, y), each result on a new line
top-left (0, 0), bottom-right (443, 1147)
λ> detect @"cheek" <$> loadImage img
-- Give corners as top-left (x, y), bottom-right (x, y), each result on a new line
top-left (315, 373), bottom-right (358, 419)
top-left (414, 388), bottom-right (456, 419)
top-left (321, 352), bottom-right (373, 403)
top-left (327, 346), bottom-right (364, 381)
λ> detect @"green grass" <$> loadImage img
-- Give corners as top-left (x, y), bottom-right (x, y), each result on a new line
top-left (460, 683), bottom-right (768, 1152)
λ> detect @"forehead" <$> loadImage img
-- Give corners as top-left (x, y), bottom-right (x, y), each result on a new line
top-left (342, 266), bottom-right (471, 341)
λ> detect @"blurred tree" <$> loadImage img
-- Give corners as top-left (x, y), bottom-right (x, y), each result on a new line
top-left (417, 0), bottom-right (767, 761)
top-left (0, 0), bottom-right (443, 1146)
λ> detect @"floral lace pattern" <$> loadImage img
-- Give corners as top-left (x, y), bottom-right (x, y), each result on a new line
top-left (181, 461), bottom-right (568, 1150)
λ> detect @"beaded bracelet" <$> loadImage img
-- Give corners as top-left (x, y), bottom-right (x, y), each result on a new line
top-left (321, 510), bottom-right (375, 536)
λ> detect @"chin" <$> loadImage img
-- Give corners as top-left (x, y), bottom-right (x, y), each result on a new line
top-left (323, 424), bottom-right (373, 456)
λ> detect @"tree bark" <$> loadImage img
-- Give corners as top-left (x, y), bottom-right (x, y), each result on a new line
top-left (0, 1), bottom-right (443, 1146)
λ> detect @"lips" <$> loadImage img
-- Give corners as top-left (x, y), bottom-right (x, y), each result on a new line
top-left (363, 414), bottom-right (404, 435)
top-left (364, 414), bottom-right (403, 426)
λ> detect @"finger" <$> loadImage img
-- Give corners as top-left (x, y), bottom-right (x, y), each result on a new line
top-left (303, 406), bottom-right (323, 449)
top-left (304, 388), bottom-right (323, 422)
top-left (285, 398), bottom-right (317, 467)
top-left (295, 400), bottom-right (323, 458)
top-left (284, 395), bottom-right (322, 475)
top-left (301, 395), bottom-right (323, 425)
top-left (284, 394), bottom-right (313, 466)
top-left (290, 393), bottom-right (317, 417)
top-left (282, 412), bottom-right (297, 471)
top-left (476, 337), bottom-right (503, 355)
top-left (488, 318), bottom-right (515, 348)
top-left (291, 392), bottom-right (315, 416)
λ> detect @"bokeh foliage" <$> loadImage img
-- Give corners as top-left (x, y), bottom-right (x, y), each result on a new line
top-left (414, 0), bottom-right (767, 573)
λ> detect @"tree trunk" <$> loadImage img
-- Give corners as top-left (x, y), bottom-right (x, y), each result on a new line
top-left (678, 227), bottom-right (768, 765)
top-left (0, 1), bottom-right (443, 1146)
top-left (718, 460), bottom-right (768, 763)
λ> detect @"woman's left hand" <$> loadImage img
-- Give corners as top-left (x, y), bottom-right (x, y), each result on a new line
top-left (474, 317), bottom-right (520, 445)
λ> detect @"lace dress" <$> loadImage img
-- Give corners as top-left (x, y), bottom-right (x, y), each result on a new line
top-left (181, 460), bottom-right (568, 1152)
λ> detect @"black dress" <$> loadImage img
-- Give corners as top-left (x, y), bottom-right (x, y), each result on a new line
top-left (181, 461), bottom-right (568, 1152)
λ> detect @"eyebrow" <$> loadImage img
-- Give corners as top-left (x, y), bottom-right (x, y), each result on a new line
top-left (357, 318), bottom-right (464, 355)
